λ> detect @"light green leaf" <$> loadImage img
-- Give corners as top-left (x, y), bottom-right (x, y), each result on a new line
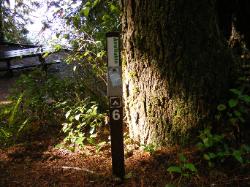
top-left (42, 52), bottom-right (49, 58)
top-left (110, 4), bottom-right (118, 12)
top-left (0, 128), bottom-right (11, 138)
top-left (102, 14), bottom-right (110, 22)
top-left (203, 154), bottom-right (210, 160)
top-left (183, 163), bottom-right (197, 172)
top-left (179, 153), bottom-right (187, 162)
top-left (228, 99), bottom-right (238, 108)
top-left (233, 111), bottom-right (242, 117)
top-left (73, 16), bottom-right (80, 28)
top-left (85, 1), bottom-right (91, 7)
top-left (17, 118), bottom-right (30, 136)
top-left (93, 0), bottom-right (100, 7)
top-left (167, 166), bottom-right (182, 173)
top-left (8, 93), bottom-right (23, 126)
top-left (241, 94), bottom-right (250, 103)
top-left (83, 7), bottom-right (90, 17)
top-left (208, 152), bottom-right (216, 159)
top-left (124, 172), bottom-right (133, 179)
top-left (217, 104), bottom-right (226, 111)
top-left (83, 51), bottom-right (90, 57)
top-left (183, 173), bottom-right (190, 177)
top-left (229, 89), bottom-right (241, 96)
top-left (75, 136), bottom-right (84, 146)
top-left (64, 34), bottom-right (69, 39)
top-left (233, 150), bottom-right (243, 163)
top-left (55, 143), bottom-right (64, 149)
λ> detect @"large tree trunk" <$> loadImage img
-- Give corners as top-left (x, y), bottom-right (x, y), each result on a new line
top-left (122, 0), bottom-right (236, 146)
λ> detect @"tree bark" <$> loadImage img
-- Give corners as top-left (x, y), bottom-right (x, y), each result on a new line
top-left (0, 1), bottom-right (4, 43)
top-left (122, 0), bottom-right (236, 146)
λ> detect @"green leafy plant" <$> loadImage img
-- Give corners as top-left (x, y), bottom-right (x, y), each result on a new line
top-left (51, 0), bottom-right (120, 110)
top-left (0, 93), bottom-right (30, 146)
top-left (197, 127), bottom-right (250, 167)
top-left (0, 69), bottom-right (101, 146)
top-left (0, 104), bottom-right (13, 145)
top-left (216, 88), bottom-right (250, 142)
top-left (167, 153), bottom-right (197, 178)
top-left (196, 87), bottom-right (250, 167)
top-left (60, 98), bottom-right (105, 150)
top-left (141, 143), bottom-right (157, 155)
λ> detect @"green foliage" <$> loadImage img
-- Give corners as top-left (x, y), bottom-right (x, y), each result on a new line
top-left (167, 153), bottom-right (197, 178)
top-left (10, 70), bottom-right (67, 123)
top-left (47, 1), bottom-right (120, 111)
top-left (197, 127), bottom-right (250, 167)
top-left (141, 143), bottom-right (157, 154)
top-left (0, 68), bottom-right (107, 147)
top-left (47, 0), bottom-right (118, 151)
top-left (69, 0), bottom-right (120, 44)
top-left (0, 72), bottom-right (49, 145)
top-left (196, 127), bottom-right (224, 150)
top-left (8, 93), bottom-right (24, 127)
top-left (124, 172), bottom-right (133, 179)
top-left (216, 88), bottom-right (250, 139)
top-left (196, 87), bottom-right (250, 166)
top-left (60, 98), bottom-right (105, 150)
top-left (197, 89), bottom-right (250, 167)
top-left (0, 94), bottom-right (30, 146)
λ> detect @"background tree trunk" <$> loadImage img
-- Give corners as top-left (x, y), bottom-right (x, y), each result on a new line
top-left (0, 1), bottom-right (4, 43)
top-left (122, 0), bottom-right (236, 146)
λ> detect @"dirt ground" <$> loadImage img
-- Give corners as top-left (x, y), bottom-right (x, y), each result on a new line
top-left (0, 126), bottom-right (249, 187)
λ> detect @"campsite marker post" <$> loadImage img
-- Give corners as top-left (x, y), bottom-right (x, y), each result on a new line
top-left (106, 32), bottom-right (125, 179)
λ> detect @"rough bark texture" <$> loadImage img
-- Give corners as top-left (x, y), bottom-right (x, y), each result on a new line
top-left (0, 2), bottom-right (4, 43)
top-left (122, 0), bottom-right (235, 146)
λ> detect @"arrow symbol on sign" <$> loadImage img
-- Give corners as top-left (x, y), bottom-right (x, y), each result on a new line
top-left (110, 97), bottom-right (121, 108)
top-left (112, 100), bottom-right (119, 106)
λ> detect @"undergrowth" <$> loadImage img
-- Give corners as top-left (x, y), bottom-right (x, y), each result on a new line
top-left (0, 69), bottom-right (107, 149)
top-left (166, 84), bottom-right (250, 186)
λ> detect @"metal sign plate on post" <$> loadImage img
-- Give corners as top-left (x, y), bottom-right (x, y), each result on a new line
top-left (106, 32), bottom-right (125, 179)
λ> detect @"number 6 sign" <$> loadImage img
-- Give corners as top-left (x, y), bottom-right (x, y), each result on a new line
top-left (112, 109), bottom-right (121, 120)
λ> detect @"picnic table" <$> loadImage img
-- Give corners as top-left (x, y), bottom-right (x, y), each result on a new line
top-left (0, 46), bottom-right (60, 75)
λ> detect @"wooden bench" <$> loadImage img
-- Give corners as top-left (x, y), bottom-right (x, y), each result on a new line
top-left (0, 47), bottom-right (61, 75)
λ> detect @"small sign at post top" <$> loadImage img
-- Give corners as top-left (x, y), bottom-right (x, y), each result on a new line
top-left (107, 37), bottom-right (120, 67)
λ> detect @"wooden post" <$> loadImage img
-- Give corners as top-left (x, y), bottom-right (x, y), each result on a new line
top-left (106, 32), bottom-right (125, 179)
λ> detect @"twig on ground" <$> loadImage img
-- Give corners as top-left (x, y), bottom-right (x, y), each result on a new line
top-left (60, 166), bottom-right (95, 174)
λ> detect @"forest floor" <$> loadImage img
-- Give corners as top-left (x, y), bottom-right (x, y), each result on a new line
top-left (0, 125), bottom-right (249, 187)
top-left (0, 73), bottom-right (250, 187)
